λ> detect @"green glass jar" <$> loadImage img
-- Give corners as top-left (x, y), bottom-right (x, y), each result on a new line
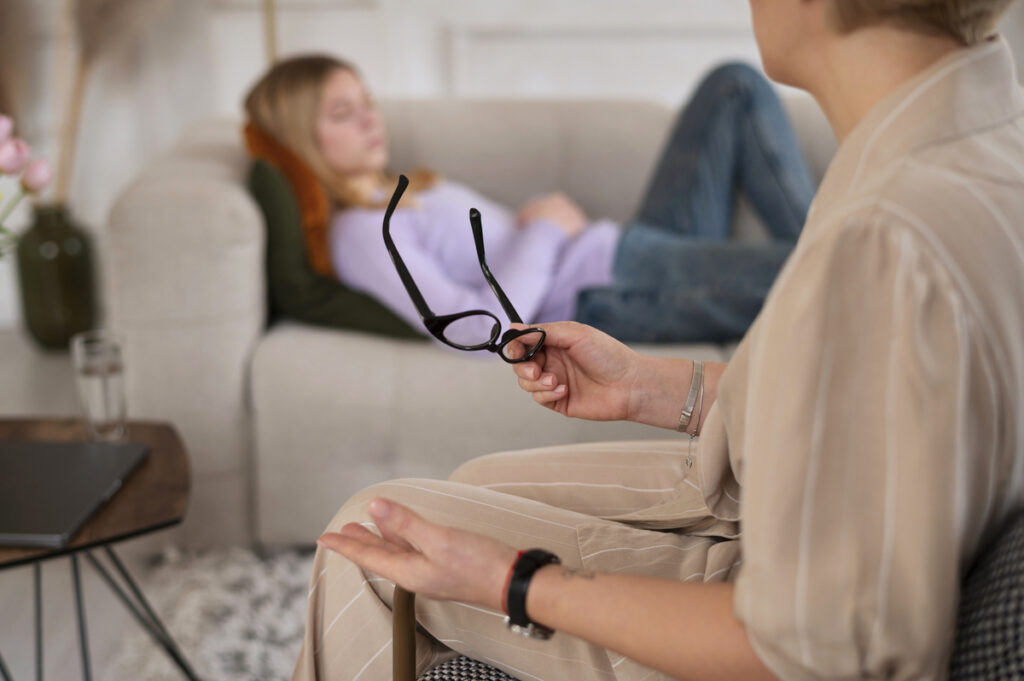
top-left (16, 203), bottom-right (97, 351)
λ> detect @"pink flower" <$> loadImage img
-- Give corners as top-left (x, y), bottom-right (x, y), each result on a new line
top-left (0, 138), bottom-right (31, 174)
top-left (0, 115), bottom-right (12, 144)
top-left (20, 158), bottom-right (53, 193)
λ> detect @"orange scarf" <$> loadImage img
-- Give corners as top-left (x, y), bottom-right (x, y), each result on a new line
top-left (243, 123), bottom-right (333, 277)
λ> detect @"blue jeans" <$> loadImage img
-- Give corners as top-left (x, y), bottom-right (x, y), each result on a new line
top-left (575, 62), bottom-right (816, 343)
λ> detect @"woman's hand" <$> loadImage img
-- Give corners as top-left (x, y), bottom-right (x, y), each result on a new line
top-left (517, 192), bottom-right (587, 238)
top-left (318, 498), bottom-right (519, 612)
top-left (508, 321), bottom-right (722, 431)
top-left (506, 321), bottom-right (641, 421)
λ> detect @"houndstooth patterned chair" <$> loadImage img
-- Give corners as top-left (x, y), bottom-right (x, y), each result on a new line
top-left (403, 513), bottom-right (1024, 681)
top-left (419, 658), bottom-right (519, 681)
top-left (949, 513), bottom-right (1024, 681)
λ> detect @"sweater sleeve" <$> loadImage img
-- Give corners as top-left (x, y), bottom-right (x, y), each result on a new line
top-left (329, 207), bottom-right (569, 340)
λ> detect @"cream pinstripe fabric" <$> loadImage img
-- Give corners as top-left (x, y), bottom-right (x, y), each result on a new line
top-left (292, 37), bottom-right (1024, 681)
top-left (291, 442), bottom-right (739, 681)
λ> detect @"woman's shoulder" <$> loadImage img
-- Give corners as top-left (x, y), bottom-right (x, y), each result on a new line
top-left (782, 176), bottom-right (1024, 360)
top-left (793, 199), bottom-right (976, 298)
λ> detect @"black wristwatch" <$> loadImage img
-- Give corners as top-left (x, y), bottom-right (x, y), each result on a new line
top-left (504, 549), bottom-right (560, 640)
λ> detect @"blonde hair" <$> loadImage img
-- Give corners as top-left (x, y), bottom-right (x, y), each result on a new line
top-left (828, 0), bottom-right (1015, 44)
top-left (243, 54), bottom-right (436, 208)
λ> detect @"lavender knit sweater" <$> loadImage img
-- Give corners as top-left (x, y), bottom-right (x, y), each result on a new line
top-left (329, 181), bottom-right (619, 337)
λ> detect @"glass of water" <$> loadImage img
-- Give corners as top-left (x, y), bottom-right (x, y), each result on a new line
top-left (70, 329), bottom-right (127, 441)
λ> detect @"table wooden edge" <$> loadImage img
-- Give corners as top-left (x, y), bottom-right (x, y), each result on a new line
top-left (0, 418), bottom-right (192, 570)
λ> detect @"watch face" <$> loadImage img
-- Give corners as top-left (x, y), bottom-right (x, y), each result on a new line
top-left (505, 617), bottom-right (555, 640)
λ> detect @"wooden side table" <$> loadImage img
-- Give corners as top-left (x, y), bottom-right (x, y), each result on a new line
top-left (0, 419), bottom-right (199, 681)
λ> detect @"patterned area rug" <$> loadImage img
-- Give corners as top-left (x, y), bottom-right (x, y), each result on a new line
top-left (107, 547), bottom-right (315, 681)
top-left (108, 548), bottom-right (523, 681)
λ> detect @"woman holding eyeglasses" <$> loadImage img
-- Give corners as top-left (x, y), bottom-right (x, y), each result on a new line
top-left (244, 55), bottom-right (816, 345)
top-left (289, 0), bottom-right (1024, 680)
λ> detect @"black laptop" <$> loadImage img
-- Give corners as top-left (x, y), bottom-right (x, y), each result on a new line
top-left (0, 440), bottom-right (150, 549)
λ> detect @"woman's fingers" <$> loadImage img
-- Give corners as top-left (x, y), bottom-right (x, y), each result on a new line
top-left (531, 386), bottom-right (568, 405)
top-left (503, 338), bottom-right (526, 361)
top-left (512, 361), bottom-right (541, 380)
top-left (516, 320), bottom-right (589, 350)
top-left (366, 499), bottom-right (443, 555)
top-left (320, 500), bottom-right (442, 562)
top-left (336, 522), bottom-right (407, 554)
top-left (318, 531), bottom-right (419, 587)
top-left (319, 503), bottom-right (439, 582)
top-left (505, 337), bottom-right (545, 368)
top-left (319, 530), bottom-right (398, 563)
top-left (517, 373), bottom-right (562, 392)
top-left (323, 524), bottom-right (405, 557)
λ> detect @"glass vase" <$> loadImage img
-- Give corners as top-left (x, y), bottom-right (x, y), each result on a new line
top-left (16, 203), bottom-right (98, 351)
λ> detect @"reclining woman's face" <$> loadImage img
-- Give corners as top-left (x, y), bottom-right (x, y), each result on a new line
top-left (316, 68), bottom-right (389, 177)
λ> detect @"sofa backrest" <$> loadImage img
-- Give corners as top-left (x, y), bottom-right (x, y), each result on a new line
top-left (168, 95), bottom-right (835, 225)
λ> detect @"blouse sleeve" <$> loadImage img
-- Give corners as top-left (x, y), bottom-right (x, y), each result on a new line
top-left (732, 212), bottom-right (991, 681)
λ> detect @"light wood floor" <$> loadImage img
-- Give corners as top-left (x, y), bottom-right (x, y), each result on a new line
top-left (0, 328), bottom-right (172, 681)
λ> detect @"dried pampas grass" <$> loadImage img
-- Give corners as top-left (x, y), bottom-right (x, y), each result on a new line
top-left (0, 71), bottom-right (12, 123)
top-left (0, 0), bottom-right (33, 120)
top-left (56, 0), bottom-right (172, 201)
top-left (264, 0), bottom-right (279, 65)
top-left (73, 0), bottom-right (174, 65)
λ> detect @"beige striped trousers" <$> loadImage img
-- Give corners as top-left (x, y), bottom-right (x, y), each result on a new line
top-left (290, 439), bottom-right (741, 681)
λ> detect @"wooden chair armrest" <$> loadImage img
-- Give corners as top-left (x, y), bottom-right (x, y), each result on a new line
top-left (394, 586), bottom-right (417, 681)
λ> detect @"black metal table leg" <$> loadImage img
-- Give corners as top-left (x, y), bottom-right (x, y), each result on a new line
top-left (104, 548), bottom-right (177, 646)
top-left (84, 551), bottom-right (202, 681)
top-left (0, 650), bottom-right (12, 681)
top-left (69, 555), bottom-right (92, 681)
top-left (34, 563), bottom-right (42, 681)
top-left (0, 564), bottom-right (44, 681)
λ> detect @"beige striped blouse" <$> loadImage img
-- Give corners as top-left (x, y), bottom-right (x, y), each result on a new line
top-left (697, 37), bottom-right (1024, 681)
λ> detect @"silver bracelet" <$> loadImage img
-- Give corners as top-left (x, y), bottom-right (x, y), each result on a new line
top-left (686, 382), bottom-right (705, 437)
top-left (676, 360), bottom-right (704, 433)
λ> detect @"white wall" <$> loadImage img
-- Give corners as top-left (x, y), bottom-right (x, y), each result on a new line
top-left (0, 0), bottom-right (761, 329)
top-left (1, 0), bottom-right (1022, 328)
top-left (0, 0), bottom-right (216, 327)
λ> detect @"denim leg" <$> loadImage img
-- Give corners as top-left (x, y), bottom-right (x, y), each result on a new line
top-left (631, 62), bottom-right (816, 242)
top-left (576, 224), bottom-right (793, 343)
top-left (583, 63), bottom-right (813, 343)
top-left (576, 286), bottom-right (769, 344)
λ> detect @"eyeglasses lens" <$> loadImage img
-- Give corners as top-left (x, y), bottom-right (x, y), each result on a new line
top-left (441, 314), bottom-right (501, 349)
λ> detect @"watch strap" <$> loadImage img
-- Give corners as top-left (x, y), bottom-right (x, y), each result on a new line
top-left (505, 549), bottom-right (560, 639)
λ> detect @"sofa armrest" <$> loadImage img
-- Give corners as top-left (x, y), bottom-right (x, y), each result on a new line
top-left (107, 148), bottom-right (265, 546)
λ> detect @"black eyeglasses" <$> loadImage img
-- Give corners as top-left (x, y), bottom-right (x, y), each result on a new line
top-left (382, 175), bottom-right (545, 363)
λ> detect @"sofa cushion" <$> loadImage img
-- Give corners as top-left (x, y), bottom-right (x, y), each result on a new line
top-left (251, 321), bottom-right (731, 543)
top-left (246, 159), bottom-right (425, 338)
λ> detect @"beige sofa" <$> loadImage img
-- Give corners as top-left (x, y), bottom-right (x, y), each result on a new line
top-left (107, 96), bottom-right (836, 548)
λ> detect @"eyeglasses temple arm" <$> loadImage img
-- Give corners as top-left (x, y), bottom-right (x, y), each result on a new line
top-left (470, 208), bottom-right (524, 325)
top-left (383, 174), bottom-right (435, 320)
